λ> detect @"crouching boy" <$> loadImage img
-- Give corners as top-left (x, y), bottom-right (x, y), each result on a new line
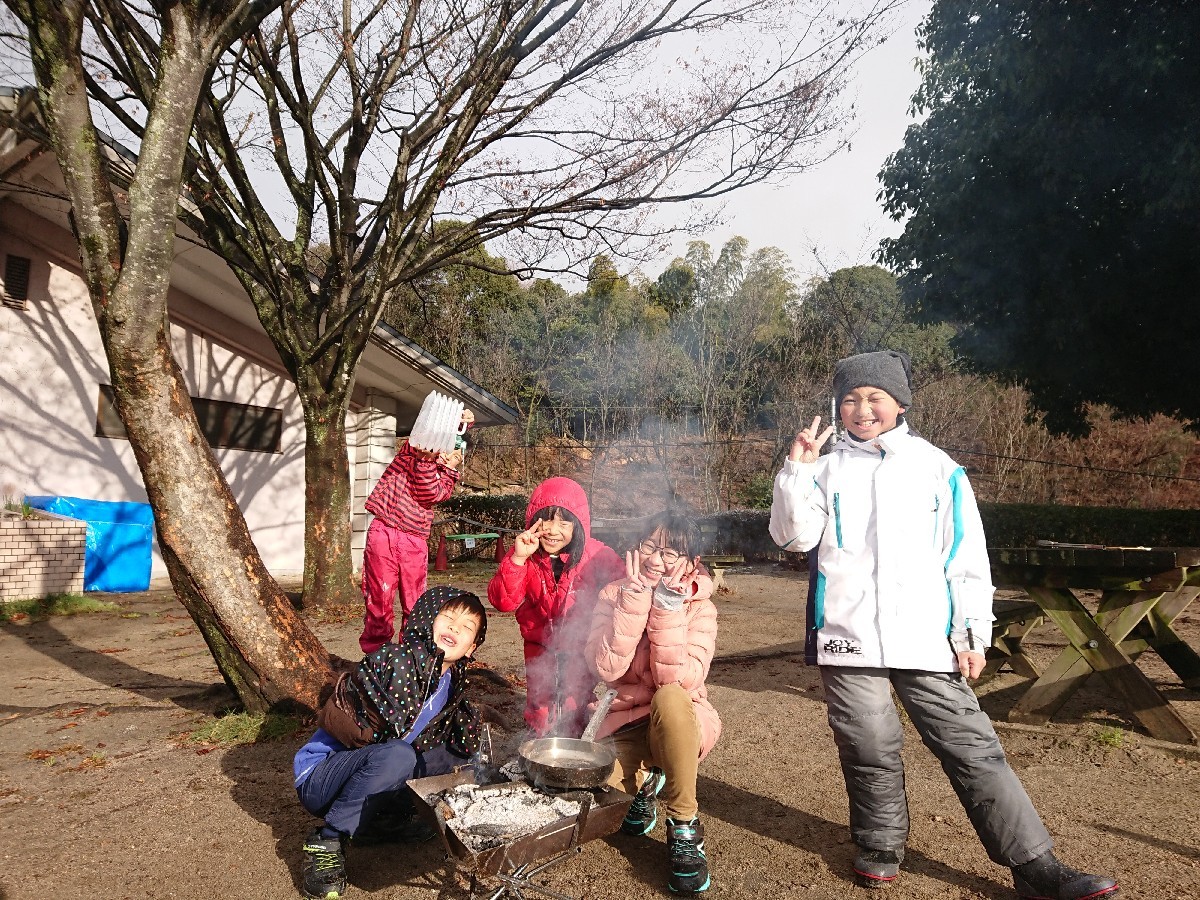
top-left (293, 587), bottom-right (486, 900)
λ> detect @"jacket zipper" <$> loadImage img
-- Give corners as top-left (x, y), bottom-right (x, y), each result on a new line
top-left (400, 653), bottom-right (441, 739)
top-left (833, 493), bottom-right (844, 548)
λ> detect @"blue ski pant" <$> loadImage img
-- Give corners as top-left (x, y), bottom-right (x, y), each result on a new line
top-left (297, 739), bottom-right (461, 837)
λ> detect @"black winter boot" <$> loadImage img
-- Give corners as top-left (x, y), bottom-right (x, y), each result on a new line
top-left (1011, 851), bottom-right (1119, 899)
top-left (852, 847), bottom-right (904, 889)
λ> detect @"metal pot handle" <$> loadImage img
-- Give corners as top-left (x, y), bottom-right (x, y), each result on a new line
top-left (579, 687), bottom-right (618, 743)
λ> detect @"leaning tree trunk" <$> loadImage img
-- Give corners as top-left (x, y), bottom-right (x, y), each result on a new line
top-left (108, 310), bottom-right (334, 713)
top-left (299, 386), bottom-right (359, 608)
top-left (17, 0), bottom-right (331, 713)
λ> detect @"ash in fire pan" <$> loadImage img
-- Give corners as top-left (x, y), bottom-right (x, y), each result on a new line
top-left (408, 770), bottom-right (632, 879)
top-left (433, 781), bottom-right (583, 852)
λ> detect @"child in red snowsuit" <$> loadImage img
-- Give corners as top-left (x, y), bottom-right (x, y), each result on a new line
top-left (359, 409), bottom-right (472, 654)
top-left (487, 477), bottom-right (624, 736)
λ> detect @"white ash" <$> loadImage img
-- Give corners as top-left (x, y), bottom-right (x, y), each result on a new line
top-left (434, 782), bottom-right (582, 852)
top-left (497, 758), bottom-right (524, 782)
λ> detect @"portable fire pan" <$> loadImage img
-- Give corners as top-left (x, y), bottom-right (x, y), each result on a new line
top-left (408, 770), bottom-right (632, 899)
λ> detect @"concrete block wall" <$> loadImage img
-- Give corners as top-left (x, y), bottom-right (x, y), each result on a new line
top-left (0, 511), bottom-right (86, 601)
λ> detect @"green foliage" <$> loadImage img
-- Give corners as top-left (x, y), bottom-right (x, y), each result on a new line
top-left (798, 266), bottom-right (956, 381)
top-left (978, 503), bottom-right (1200, 549)
top-left (878, 0), bottom-right (1200, 433)
top-left (1092, 725), bottom-right (1125, 749)
top-left (387, 238), bottom-right (523, 371)
top-left (737, 473), bottom-right (775, 511)
top-left (187, 711), bottom-right (305, 747)
top-left (650, 259), bottom-right (698, 318)
top-left (2, 496), bottom-right (35, 519)
top-left (0, 594), bottom-right (119, 623)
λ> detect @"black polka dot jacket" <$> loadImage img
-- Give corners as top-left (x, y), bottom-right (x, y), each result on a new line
top-left (322, 586), bottom-right (482, 757)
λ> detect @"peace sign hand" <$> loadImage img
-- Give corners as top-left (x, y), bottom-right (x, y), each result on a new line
top-left (624, 550), bottom-right (649, 593)
top-left (660, 555), bottom-right (695, 594)
top-left (789, 416), bottom-right (836, 464)
top-left (512, 519), bottom-right (543, 564)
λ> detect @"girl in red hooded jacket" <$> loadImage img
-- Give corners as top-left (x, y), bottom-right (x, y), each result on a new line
top-left (487, 476), bottom-right (624, 736)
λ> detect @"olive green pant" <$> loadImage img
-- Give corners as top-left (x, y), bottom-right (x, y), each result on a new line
top-left (604, 683), bottom-right (702, 820)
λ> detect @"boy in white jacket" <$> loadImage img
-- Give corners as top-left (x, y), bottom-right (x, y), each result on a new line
top-left (770, 350), bottom-right (1117, 900)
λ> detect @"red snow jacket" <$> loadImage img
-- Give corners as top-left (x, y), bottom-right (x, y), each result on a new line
top-left (487, 477), bottom-right (624, 735)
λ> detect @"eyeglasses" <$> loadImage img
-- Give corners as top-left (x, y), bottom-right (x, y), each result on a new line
top-left (637, 540), bottom-right (683, 565)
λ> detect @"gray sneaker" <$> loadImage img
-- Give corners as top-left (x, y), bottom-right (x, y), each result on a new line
top-left (1011, 851), bottom-right (1119, 899)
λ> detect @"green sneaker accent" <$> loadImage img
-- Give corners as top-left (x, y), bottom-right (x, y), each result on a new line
top-left (301, 829), bottom-right (346, 900)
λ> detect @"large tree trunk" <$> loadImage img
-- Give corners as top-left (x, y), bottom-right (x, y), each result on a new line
top-left (16, 0), bottom-right (332, 712)
top-left (300, 388), bottom-right (359, 608)
top-left (106, 291), bottom-right (334, 713)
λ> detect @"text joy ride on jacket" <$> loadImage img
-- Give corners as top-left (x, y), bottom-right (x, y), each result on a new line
top-left (318, 586), bottom-right (482, 756)
top-left (768, 421), bottom-right (995, 672)
top-left (487, 478), bottom-right (624, 735)
top-left (586, 567), bottom-right (722, 759)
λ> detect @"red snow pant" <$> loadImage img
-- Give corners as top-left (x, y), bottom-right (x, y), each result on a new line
top-left (359, 518), bottom-right (429, 654)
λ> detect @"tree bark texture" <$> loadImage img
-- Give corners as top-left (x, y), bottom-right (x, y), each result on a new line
top-left (11, 0), bottom-right (333, 712)
top-left (300, 387), bottom-right (358, 609)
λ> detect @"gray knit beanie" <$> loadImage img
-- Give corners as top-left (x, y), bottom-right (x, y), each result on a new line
top-left (833, 350), bottom-right (912, 407)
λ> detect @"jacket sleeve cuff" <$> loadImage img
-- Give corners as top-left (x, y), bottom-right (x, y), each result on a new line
top-left (949, 627), bottom-right (990, 654)
top-left (651, 583), bottom-right (687, 611)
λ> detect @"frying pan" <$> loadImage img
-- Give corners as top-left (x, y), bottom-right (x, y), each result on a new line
top-left (519, 688), bottom-right (618, 790)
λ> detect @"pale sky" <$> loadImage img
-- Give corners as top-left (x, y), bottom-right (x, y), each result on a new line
top-left (654, 0), bottom-right (930, 284)
top-left (0, 1), bottom-right (931, 288)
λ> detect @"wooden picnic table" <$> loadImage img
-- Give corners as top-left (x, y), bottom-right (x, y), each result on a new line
top-left (988, 544), bottom-right (1200, 744)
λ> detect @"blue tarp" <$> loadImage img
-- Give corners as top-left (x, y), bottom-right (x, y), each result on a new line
top-left (24, 496), bottom-right (154, 593)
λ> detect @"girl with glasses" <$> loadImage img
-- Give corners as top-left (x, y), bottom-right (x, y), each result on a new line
top-left (586, 509), bottom-right (719, 894)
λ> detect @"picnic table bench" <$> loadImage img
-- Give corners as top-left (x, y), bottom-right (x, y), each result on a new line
top-left (432, 515), bottom-right (516, 570)
top-left (988, 544), bottom-right (1200, 744)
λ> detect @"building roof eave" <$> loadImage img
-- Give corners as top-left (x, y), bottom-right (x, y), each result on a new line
top-left (370, 321), bottom-right (518, 427)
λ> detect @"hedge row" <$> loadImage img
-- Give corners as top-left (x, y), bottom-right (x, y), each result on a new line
top-left (441, 494), bottom-right (1200, 555)
top-left (977, 503), bottom-right (1200, 549)
top-left (441, 495), bottom-right (528, 532)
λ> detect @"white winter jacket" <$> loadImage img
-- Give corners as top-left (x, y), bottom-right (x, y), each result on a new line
top-left (769, 422), bottom-right (995, 671)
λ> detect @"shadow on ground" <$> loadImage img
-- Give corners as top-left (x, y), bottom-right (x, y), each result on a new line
top-left (1, 616), bottom-right (224, 714)
top-left (697, 774), bottom-right (1012, 897)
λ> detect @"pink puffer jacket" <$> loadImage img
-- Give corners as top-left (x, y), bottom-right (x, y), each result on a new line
top-left (585, 568), bottom-right (721, 759)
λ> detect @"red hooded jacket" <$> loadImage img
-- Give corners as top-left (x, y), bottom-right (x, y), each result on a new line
top-left (487, 477), bottom-right (624, 735)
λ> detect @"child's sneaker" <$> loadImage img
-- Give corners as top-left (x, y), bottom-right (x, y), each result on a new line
top-left (621, 767), bottom-right (666, 835)
top-left (853, 847), bottom-right (904, 889)
top-left (666, 817), bottom-right (711, 893)
top-left (301, 829), bottom-right (347, 899)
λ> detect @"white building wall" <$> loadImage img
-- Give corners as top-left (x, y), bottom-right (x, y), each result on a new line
top-left (349, 392), bottom-right (399, 571)
top-left (0, 205), bottom-right (306, 577)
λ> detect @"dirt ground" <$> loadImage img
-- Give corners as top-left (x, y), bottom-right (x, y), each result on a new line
top-left (2, 562), bottom-right (1200, 900)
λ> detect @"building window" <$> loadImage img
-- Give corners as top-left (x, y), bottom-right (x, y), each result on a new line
top-left (96, 385), bottom-right (283, 453)
top-left (3, 254), bottom-right (31, 310)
